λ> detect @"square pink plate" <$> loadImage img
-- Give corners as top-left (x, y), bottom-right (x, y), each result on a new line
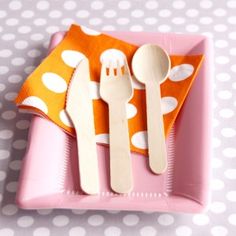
top-left (16, 30), bottom-right (212, 213)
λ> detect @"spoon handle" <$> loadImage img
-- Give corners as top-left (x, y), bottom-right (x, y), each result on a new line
top-left (146, 82), bottom-right (167, 174)
top-left (108, 101), bottom-right (133, 193)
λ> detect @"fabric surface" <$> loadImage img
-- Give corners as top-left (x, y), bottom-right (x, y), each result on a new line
top-left (0, 0), bottom-right (235, 236)
top-left (15, 24), bottom-right (203, 155)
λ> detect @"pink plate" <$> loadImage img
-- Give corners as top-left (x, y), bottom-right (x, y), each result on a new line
top-left (16, 30), bottom-right (212, 213)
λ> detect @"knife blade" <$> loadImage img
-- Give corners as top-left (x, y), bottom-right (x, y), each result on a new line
top-left (65, 57), bottom-right (99, 194)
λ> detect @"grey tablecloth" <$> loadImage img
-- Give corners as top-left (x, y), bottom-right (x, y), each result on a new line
top-left (0, 0), bottom-right (235, 235)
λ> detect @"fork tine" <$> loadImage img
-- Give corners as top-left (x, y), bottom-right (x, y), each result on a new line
top-left (108, 61), bottom-right (115, 77)
top-left (116, 59), bottom-right (122, 76)
top-left (100, 61), bottom-right (107, 82)
top-left (123, 58), bottom-right (131, 76)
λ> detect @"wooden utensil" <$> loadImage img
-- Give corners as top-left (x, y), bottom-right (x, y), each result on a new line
top-left (132, 44), bottom-right (171, 174)
top-left (100, 59), bottom-right (133, 194)
top-left (66, 57), bottom-right (99, 194)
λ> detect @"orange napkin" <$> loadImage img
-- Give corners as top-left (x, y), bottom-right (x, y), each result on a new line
top-left (15, 24), bottom-right (204, 156)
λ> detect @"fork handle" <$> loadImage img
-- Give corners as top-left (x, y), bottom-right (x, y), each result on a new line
top-left (108, 102), bottom-right (133, 194)
top-left (146, 81), bottom-right (167, 174)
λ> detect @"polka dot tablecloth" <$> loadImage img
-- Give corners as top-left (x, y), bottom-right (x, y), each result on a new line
top-left (0, 0), bottom-right (235, 235)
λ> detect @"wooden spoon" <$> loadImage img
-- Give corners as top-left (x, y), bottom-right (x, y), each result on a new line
top-left (132, 44), bottom-right (171, 174)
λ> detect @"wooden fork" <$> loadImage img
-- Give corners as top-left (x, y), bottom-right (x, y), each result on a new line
top-left (100, 59), bottom-right (133, 194)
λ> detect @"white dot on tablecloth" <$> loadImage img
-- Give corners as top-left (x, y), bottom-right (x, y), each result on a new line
top-left (224, 169), bottom-right (236, 179)
top-left (131, 9), bottom-right (144, 18)
top-left (215, 40), bottom-right (228, 48)
top-left (211, 226), bottom-right (228, 236)
top-left (227, 0), bottom-right (236, 7)
top-left (2, 204), bottom-right (18, 215)
top-left (21, 10), bottom-right (34, 18)
top-left (2, 33), bottom-right (15, 41)
top-left (140, 226), bottom-right (156, 236)
top-left (34, 18), bottom-right (47, 26)
top-left (216, 73), bottom-right (230, 82)
top-left (37, 1), bottom-right (50, 10)
top-left (212, 158), bottom-right (222, 168)
top-left (210, 202), bottom-right (226, 214)
top-left (61, 50), bottom-right (85, 68)
top-left (64, 1), bottom-right (77, 10)
top-left (172, 0), bottom-right (186, 9)
top-left (231, 64), bottom-right (236, 72)
top-left (145, 1), bottom-right (158, 9)
top-left (2, 110), bottom-right (16, 120)
top-left (5, 92), bottom-right (17, 101)
top-left (6, 18), bottom-right (19, 26)
top-left (9, 160), bottom-right (22, 170)
top-left (49, 10), bottom-right (62, 18)
top-left (211, 179), bottom-right (224, 191)
top-left (161, 97), bottom-right (178, 114)
top-left (126, 103), bottom-right (137, 119)
top-left (42, 72), bottom-right (67, 93)
top-left (228, 214), bottom-right (236, 225)
top-left (158, 24), bottom-right (171, 32)
top-left (0, 130), bottom-right (13, 140)
top-left (88, 215), bottom-right (104, 226)
top-left (175, 226), bottom-right (192, 236)
top-left (0, 10), bottom-right (6, 18)
top-left (17, 216), bottom-right (34, 227)
top-left (9, 0), bottom-right (22, 10)
top-left (91, 1), bottom-right (104, 10)
top-left (221, 128), bottom-right (236, 138)
top-left (59, 110), bottom-right (73, 127)
top-left (0, 150), bottom-right (10, 160)
top-left (186, 9), bottom-right (199, 17)
top-left (131, 131), bottom-right (147, 149)
top-left (96, 134), bottom-right (109, 144)
top-left (158, 214), bottom-right (175, 226)
top-left (219, 108), bottom-right (234, 118)
top-left (223, 148), bottom-right (236, 158)
top-left (0, 171), bottom-right (6, 181)
top-left (226, 191), bottom-right (236, 202)
top-left (18, 26), bottom-right (31, 34)
top-left (14, 40), bottom-right (28, 49)
top-left (102, 25), bottom-right (116, 31)
top-left (0, 49), bottom-right (12, 57)
top-left (0, 83), bottom-right (6, 91)
top-left (104, 9), bottom-right (117, 18)
top-left (158, 9), bottom-right (172, 17)
top-left (0, 229), bottom-right (14, 236)
top-left (200, 0), bottom-right (212, 8)
top-left (69, 227), bottom-right (86, 236)
top-left (186, 24), bottom-right (199, 32)
top-left (217, 90), bottom-right (232, 99)
top-left (192, 214), bottom-right (209, 226)
top-left (118, 1), bottom-right (131, 9)
top-left (53, 215), bottom-right (70, 227)
top-left (117, 18), bottom-right (130, 26)
top-left (6, 181), bottom-right (18, 192)
top-left (229, 32), bottom-right (236, 40)
top-left (46, 26), bottom-right (60, 34)
top-left (214, 24), bottom-right (228, 32)
top-left (89, 18), bottom-right (102, 26)
top-left (12, 139), bottom-right (27, 150)
top-left (37, 209), bottom-right (53, 215)
top-left (76, 10), bottom-right (90, 18)
top-left (104, 226), bottom-right (121, 236)
top-left (213, 119), bottom-right (219, 127)
top-left (130, 25), bottom-right (143, 32)
top-left (22, 96), bottom-right (48, 114)
top-left (8, 74), bottom-right (23, 83)
top-left (200, 17), bottom-right (213, 24)
top-left (71, 209), bottom-right (87, 214)
top-left (228, 16), bottom-right (236, 24)
top-left (28, 49), bottom-right (42, 58)
top-left (213, 8), bottom-right (226, 16)
top-left (11, 57), bottom-right (25, 66)
top-left (0, 66), bottom-right (9, 75)
top-left (172, 17), bottom-right (185, 24)
top-left (123, 214), bottom-right (140, 226)
top-left (33, 227), bottom-right (50, 236)
top-left (144, 17), bottom-right (158, 25)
